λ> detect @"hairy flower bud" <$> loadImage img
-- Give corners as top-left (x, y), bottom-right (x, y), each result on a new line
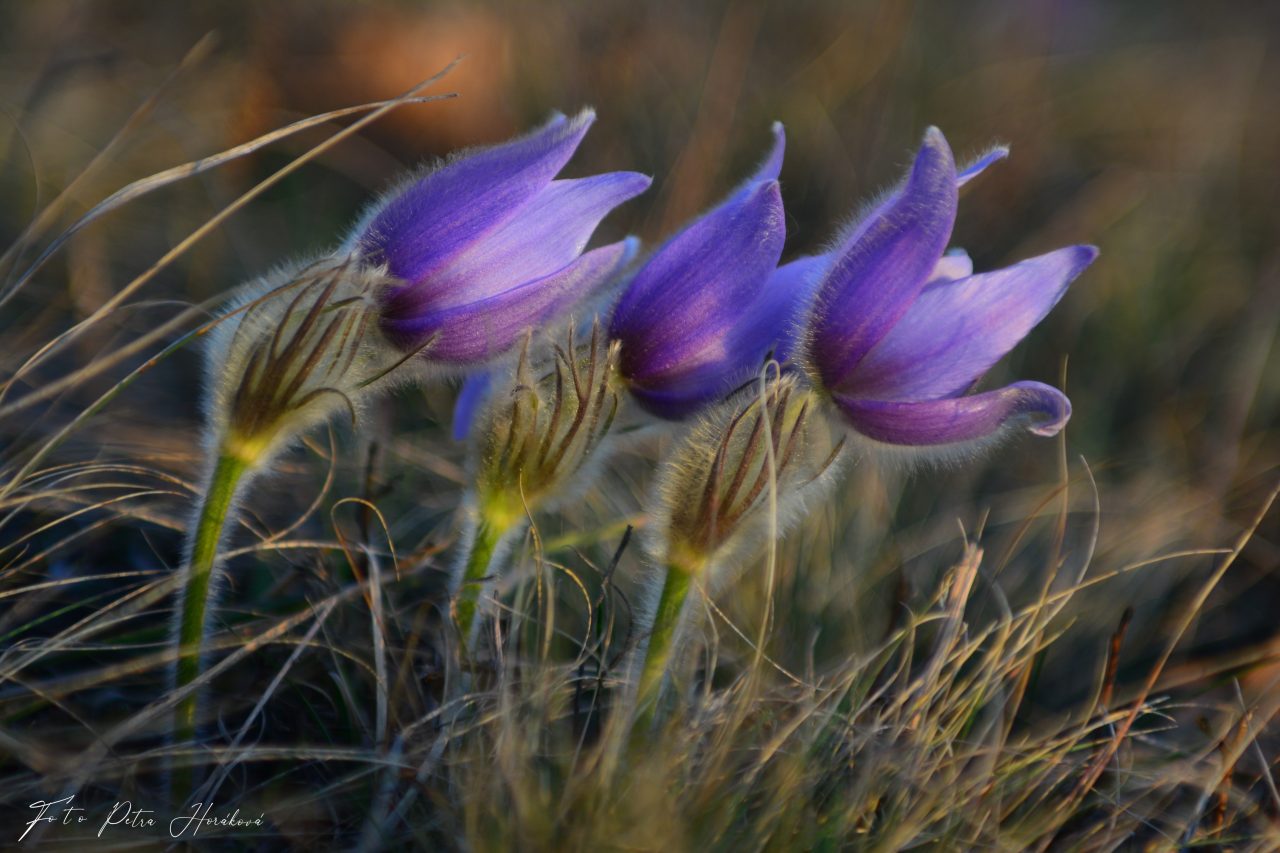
top-left (648, 371), bottom-right (845, 577)
top-left (472, 321), bottom-right (621, 528)
top-left (204, 256), bottom-right (404, 468)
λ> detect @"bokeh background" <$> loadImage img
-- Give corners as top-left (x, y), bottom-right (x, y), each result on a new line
top-left (1, 0), bottom-right (1278, 835)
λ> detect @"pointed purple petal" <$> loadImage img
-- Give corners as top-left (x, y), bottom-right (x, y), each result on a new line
top-left (846, 246), bottom-right (1097, 401)
top-left (357, 109), bottom-right (594, 285)
top-left (956, 145), bottom-right (1009, 187)
top-left (611, 179), bottom-right (786, 386)
top-left (624, 255), bottom-right (824, 419)
top-left (608, 121), bottom-right (784, 349)
top-left (753, 254), bottom-right (829, 365)
top-left (710, 121), bottom-right (788, 209)
top-left (745, 121), bottom-right (786, 187)
top-left (452, 372), bottom-right (493, 441)
top-left (807, 127), bottom-right (959, 392)
top-left (385, 239), bottom-right (633, 365)
top-left (381, 171), bottom-right (651, 316)
top-left (832, 380), bottom-right (1071, 445)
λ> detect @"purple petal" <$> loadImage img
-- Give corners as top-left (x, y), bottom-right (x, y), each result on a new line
top-left (807, 127), bottom-right (959, 392)
top-left (754, 254), bottom-right (829, 365)
top-left (845, 246), bottom-right (1097, 401)
top-left (357, 110), bottom-right (594, 285)
top-left (452, 372), bottom-right (493, 441)
top-left (957, 145), bottom-right (1009, 187)
top-left (625, 365), bottom-right (740, 419)
top-left (832, 380), bottom-right (1071, 445)
top-left (384, 239), bottom-right (634, 365)
top-left (700, 122), bottom-right (787, 211)
top-left (381, 171), bottom-right (651, 316)
top-left (737, 121), bottom-right (786, 194)
top-left (607, 121), bottom-right (784, 364)
top-left (611, 179), bottom-right (786, 386)
top-left (625, 255), bottom-right (822, 418)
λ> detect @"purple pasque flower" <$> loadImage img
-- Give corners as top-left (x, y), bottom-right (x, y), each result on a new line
top-left (353, 109), bottom-right (651, 365)
top-left (608, 122), bottom-right (816, 420)
top-left (806, 127), bottom-right (1097, 447)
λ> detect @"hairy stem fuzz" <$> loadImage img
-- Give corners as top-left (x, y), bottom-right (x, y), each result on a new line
top-left (454, 497), bottom-right (529, 648)
top-left (635, 559), bottom-right (701, 727)
top-left (172, 447), bottom-right (254, 799)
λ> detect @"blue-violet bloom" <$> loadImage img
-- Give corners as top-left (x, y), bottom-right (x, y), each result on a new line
top-left (805, 127), bottom-right (1097, 447)
top-left (609, 123), bottom-right (816, 419)
top-left (352, 109), bottom-right (650, 365)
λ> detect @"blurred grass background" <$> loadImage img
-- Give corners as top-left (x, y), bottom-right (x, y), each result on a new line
top-left (1, 0), bottom-right (1278, 846)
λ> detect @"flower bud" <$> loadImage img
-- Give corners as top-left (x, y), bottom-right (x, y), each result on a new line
top-left (204, 256), bottom-right (402, 468)
top-left (472, 321), bottom-right (621, 528)
top-left (648, 371), bottom-right (846, 577)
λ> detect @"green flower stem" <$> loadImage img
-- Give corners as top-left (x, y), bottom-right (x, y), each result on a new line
top-left (455, 513), bottom-right (512, 642)
top-left (636, 563), bottom-right (697, 716)
top-left (174, 450), bottom-right (251, 767)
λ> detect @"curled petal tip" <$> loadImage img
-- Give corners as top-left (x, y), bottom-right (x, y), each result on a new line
top-left (831, 381), bottom-right (1071, 447)
top-left (1053, 244), bottom-right (1101, 282)
top-left (912, 128), bottom-right (957, 183)
top-left (1024, 383), bottom-right (1072, 437)
top-left (624, 173), bottom-right (656, 202)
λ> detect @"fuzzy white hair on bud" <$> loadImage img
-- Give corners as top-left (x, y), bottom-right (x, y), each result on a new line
top-left (645, 371), bottom-right (847, 584)
top-left (202, 254), bottom-right (408, 469)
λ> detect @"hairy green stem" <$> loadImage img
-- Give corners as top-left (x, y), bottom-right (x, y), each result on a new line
top-left (636, 564), bottom-right (696, 717)
top-left (173, 451), bottom-right (250, 789)
top-left (455, 513), bottom-right (510, 641)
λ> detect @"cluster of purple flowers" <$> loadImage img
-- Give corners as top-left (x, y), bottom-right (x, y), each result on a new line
top-left (352, 108), bottom-right (1096, 449)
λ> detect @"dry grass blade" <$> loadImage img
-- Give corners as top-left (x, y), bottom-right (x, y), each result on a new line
top-left (1044, 478), bottom-right (1280, 850)
top-left (0, 34), bottom-right (218, 292)
top-left (0, 61), bottom-right (459, 424)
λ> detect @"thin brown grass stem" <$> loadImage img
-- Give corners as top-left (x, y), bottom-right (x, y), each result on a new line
top-left (1039, 478), bottom-right (1280, 852)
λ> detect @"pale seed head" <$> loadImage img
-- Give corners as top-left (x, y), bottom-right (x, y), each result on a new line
top-left (650, 370), bottom-right (846, 576)
top-left (473, 321), bottom-right (621, 527)
top-left (205, 256), bottom-right (404, 467)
